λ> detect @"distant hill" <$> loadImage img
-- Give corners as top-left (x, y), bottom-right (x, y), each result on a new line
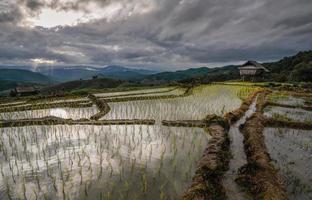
top-left (143, 67), bottom-right (212, 81)
top-left (141, 65), bottom-right (240, 83)
top-left (0, 80), bottom-right (19, 92)
top-left (263, 50), bottom-right (312, 82)
top-left (0, 50), bottom-right (310, 95)
top-left (142, 50), bottom-right (312, 83)
top-left (41, 78), bottom-right (124, 94)
top-left (38, 65), bottom-right (157, 82)
top-left (0, 69), bottom-right (52, 84)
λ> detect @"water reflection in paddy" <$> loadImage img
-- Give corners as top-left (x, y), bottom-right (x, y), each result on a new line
top-left (264, 128), bottom-right (312, 200)
top-left (0, 106), bottom-right (99, 120)
top-left (0, 125), bottom-right (209, 200)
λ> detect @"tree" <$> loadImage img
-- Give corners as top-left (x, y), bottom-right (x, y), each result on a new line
top-left (290, 62), bottom-right (312, 82)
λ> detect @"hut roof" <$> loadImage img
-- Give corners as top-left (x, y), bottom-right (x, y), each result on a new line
top-left (239, 61), bottom-right (269, 72)
top-left (15, 86), bottom-right (38, 93)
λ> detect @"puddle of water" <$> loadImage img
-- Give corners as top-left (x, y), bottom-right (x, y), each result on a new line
top-left (264, 106), bottom-right (312, 122)
top-left (264, 128), bottom-right (312, 200)
top-left (222, 97), bottom-right (258, 200)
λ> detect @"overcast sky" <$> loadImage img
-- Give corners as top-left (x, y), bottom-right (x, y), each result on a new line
top-left (0, 0), bottom-right (311, 71)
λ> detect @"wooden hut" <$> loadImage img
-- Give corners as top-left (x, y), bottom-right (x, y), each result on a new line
top-left (14, 86), bottom-right (39, 96)
top-left (239, 61), bottom-right (269, 81)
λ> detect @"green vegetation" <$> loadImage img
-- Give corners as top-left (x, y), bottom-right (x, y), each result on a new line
top-left (0, 83), bottom-right (311, 200)
top-left (163, 50), bottom-right (312, 84)
top-left (263, 50), bottom-right (312, 82)
top-left (0, 69), bottom-right (53, 84)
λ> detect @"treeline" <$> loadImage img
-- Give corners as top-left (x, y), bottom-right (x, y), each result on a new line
top-left (263, 50), bottom-right (312, 82)
top-left (180, 50), bottom-right (312, 84)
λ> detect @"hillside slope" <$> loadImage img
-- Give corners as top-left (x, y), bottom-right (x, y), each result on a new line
top-left (0, 69), bottom-right (52, 84)
top-left (263, 50), bottom-right (312, 82)
top-left (41, 78), bottom-right (124, 94)
top-left (142, 50), bottom-right (312, 83)
top-left (38, 65), bottom-right (156, 82)
top-left (142, 65), bottom-right (240, 83)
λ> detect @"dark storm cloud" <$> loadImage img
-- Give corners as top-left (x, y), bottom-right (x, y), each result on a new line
top-left (0, 0), bottom-right (311, 70)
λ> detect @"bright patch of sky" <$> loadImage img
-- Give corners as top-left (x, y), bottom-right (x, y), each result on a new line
top-left (23, 0), bottom-right (157, 28)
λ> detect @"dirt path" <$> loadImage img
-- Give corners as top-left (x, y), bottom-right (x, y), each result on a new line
top-left (222, 96), bottom-right (258, 199)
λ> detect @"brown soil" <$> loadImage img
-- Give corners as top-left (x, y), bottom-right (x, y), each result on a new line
top-left (283, 91), bottom-right (312, 98)
top-left (88, 94), bottom-right (111, 120)
top-left (263, 117), bottom-right (312, 130)
top-left (0, 101), bottom-right (92, 113)
top-left (237, 96), bottom-right (288, 200)
top-left (0, 117), bottom-right (155, 128)
top-left (162, 120), bottom-right (207, 128)
top-left (265, 102), bottom-right (312, 111)
top-left (102, 86), bottom-right (193, 103)
top-left (224, 89), bottom-right (270, 124)
top-left (162, 115), bottom-right (230, 128)
top-left (181, 116), bottom-right (230, 200)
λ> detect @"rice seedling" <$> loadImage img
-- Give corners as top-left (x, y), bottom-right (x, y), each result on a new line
top-left (264, 128), bottom-right (312, 200)
top-left (0, 105), bottom-right (99, 120)
top-left (264, 106), bottom-right (312, 123)
top-left (0, 124), bottom-right (209, 199)
top-left (1, 84), bottom-right (306, 200)
top-left (94, 87), bottom-right (177, 98)
top-left (102, 85), bottom-right (254, 121)
top-left (268, 92), bottom-right (306, 106)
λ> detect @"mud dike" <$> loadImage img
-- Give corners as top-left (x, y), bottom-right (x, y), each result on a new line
top-left (222, 95), bottom-right (259, 200)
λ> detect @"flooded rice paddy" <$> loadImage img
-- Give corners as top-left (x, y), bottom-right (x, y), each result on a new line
top-left (268, 93), bottom-right (306, 106)
top-left (264, 128), bottom-right (312, 200)
top-left (102, 85), bottom-right (243, 121)
top-left (0, 125), bottom-right (208, 200)
top-left (264, 106), bottom-right (312, 122)
top-left (0, 85), bottom-right (257, 199)
top-left (0, 106), bottom-right (99, 120)
top-left (94, 87), bottom-right (176, 98)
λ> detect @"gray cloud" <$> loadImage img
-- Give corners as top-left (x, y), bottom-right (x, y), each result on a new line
top-left (0, 0), bottom-right (311, 70)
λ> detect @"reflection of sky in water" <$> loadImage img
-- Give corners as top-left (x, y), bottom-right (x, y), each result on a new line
top-left (273, 95), bottom-right (306, 106)
top-left (0, 125), bottom-right (209, 200)
top-left (264, 128), bottom-right (312, 200)
top-left (0, 106), bottom-right (98, 120)
top-left (102, 85), bottom-right (243, 121)
top-left (50, 108), bottom-right (68, 118)
top-left (264, 106), bottom-right (312, 122)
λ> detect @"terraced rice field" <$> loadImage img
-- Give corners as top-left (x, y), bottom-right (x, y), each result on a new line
top-left (264, 128), bottom-right (312, 200)
top-left (0, 106), bottom-right (99, 120)
top-left (102, 85), bottom-right (245, 121)
top-left (268, 92), bottom-right (308, 106)
top-left (0, 125), bottom-right (208, 200)
top-left (264, 106), bottom-right (312, 122)
top-left (0, 84), bottom-right (311, 200)
top-left (94, 87), bottom-right (177, 98)
top-left (100, 88), bottom-right (186, 100)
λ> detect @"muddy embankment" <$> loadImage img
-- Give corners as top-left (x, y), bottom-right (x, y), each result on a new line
top-left (88, 94), bottom-right (111, 120)
top-left (182, 116), bottom-right (230, 200)
top-left (264, 101), bottom-right (312, 111)
top-left (262, 91), bottom-right (312, 130)
top-left (222, 94), bottom-right (261, 200)
top-left (237, 92), bottom-right (288, 200)
top-left (0, 116), bottom-right (155, 128)
top-left (0, 100), bottom-right (92, 113)
top-left (263, 117), bottom-right (312, 130)
top-left (181, 89), bottom-right (266, 200)
top-left (103, 86), bottom-right (194, 103)
top-left (162, 120), bottom-right (207, 128)
top-left (224, 89), bottom-right (269, 124)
